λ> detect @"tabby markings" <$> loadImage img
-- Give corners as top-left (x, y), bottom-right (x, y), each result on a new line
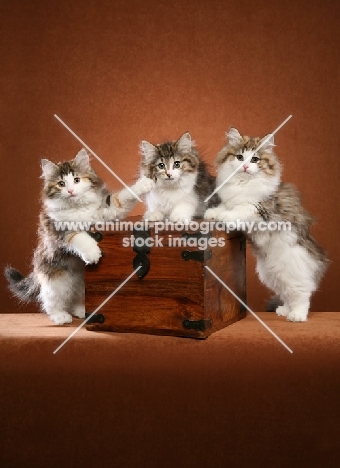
top-left (204, 115), bottom-right (292, 203)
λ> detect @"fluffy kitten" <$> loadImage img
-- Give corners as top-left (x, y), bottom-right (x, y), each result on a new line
top-left (5, 149), bottom-right (154, 325)
top-left (205, 128), bottom-right (328, 322)
top-left (140, 132), bottom-right (219, 222)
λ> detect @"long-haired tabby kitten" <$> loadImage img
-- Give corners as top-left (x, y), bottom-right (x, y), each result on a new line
top-left (204, 127), bottom-right (328, 322)
top-left (5, 149), bottom-right (154, 325)
top-left (140, 132), bottom-right (219, 222)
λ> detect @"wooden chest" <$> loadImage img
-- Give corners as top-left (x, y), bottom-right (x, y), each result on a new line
top-left (85, 217), bottom-right (246, 339)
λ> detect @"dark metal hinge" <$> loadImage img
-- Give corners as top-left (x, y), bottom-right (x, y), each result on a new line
top-left (181, 250), bottom-right (212, 262)
top-left (181, 232), bottom-right (211, 241)
top-left (85, 312), bottom-right (105, 324)
top-left (182, 318), bottom-right (213, 331)
top-left (133, 228), bottom-right (151, 279)
top-left (88, 231), bottom-right (103, 243)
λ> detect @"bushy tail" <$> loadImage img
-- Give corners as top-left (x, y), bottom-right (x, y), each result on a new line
top-left (265, 295), bottom-right (283, 312)
top-left (4, 267), bottom-right (40, 303)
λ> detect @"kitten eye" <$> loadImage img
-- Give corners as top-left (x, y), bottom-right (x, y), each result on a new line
top-left (74, 177), bottom-right (81, 183)
top-left (173, 161), bottom-right (181, 168)
top-left (251, 156), bottom-right (259, 163)
top-left (236, 154), bottom-right (244, 161)
top-left (57, 181), bottom-right (65, 187)
top-left (158, 163), bottom-right (165, 169)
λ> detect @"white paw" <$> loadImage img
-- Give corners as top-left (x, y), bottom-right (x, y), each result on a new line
top-left (169, 213), bottom-right (192, 223)
top-left (145, 211), bottom-right (165, 222)
top-left (49, 311), bottom-right (73, 325)
top-left (217, 211), bottom-right (235, 223)
top-left (72, 304), bottom-right (85, 318)
top-left (133, 177), bottom-right (155, 196)
top-left (69, 233), bottom-right (102, 265)
top-left (169, 206), bottom-right (194, 223)
top-left (204, 208), bottom-right (218, 220)
top-left (276, 305), bottom-right (290, 317)
top-left (287, 310), bottom-right (308, 322)
top-left (81, 243), bottom-right (102, 264)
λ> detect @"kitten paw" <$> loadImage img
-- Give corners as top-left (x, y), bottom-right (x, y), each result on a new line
top-left (145, 211), bottom-right (165, 222)
top-left (276, 305), bottom-right (290, 317)
top-left (72, 304), bottom-right (86, 319)
top-left (204, 208), bottom-right (219, 220)
top-left (81, 244), bottom-right (102, 265)
top-left (217, 211), bottom-right (235, 223)
top-left (169, 213), bottom-right (192, 223)
top-left (204, 206), bottom-right (227, 220)
top-left (69, 232), bottom-right (102, 264)
top-left (169, 205), bottom-right (194, 223)
top-left (132, 177), bottom-right (155, 196)
top-left (49, 311), bottom-right (73, 325)
top-left (286, 310), bottom-right (308, 322)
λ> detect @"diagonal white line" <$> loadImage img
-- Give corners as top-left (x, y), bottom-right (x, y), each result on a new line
top-left (205, 266), bottom-right (293, 354)
top-left (53, 266), bottom-right (142, 354)
top-left (205, 115), bottom-right (292, 203)
top-left (54, 114), bottom-right (142, 202)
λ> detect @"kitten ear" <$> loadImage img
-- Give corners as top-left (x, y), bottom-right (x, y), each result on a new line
top-left (140, 140), bottom-right (157, 164)
top-left (177, 132), bottom-right (193, 153)
top-left (73, 148), bottom-right (90, 171)
top-left (259, 134), bottom-right (275, 153)
top-left (226, 127), bottom-right (243, 147)
top-left (41, 159), bottom-right (58, 179)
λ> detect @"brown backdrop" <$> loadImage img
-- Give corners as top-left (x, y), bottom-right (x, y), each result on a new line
top-left (1, 0), bottom-right (339, 313)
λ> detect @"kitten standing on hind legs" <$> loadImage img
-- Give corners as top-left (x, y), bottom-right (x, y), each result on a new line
top-left (5, 149), bottom-right (154, 325)
top-left (205, 128), bottom-right (328, 322)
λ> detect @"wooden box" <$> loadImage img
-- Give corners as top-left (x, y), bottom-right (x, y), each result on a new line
top-left (85, 217), bottom-right (246, 339)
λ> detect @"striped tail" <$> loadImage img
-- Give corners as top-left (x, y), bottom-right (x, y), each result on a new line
top-left (4, 267), bottom-right (40, 303)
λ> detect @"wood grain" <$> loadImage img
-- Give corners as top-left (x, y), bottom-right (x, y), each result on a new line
top-left (85, 218), bottom-right (246, 338)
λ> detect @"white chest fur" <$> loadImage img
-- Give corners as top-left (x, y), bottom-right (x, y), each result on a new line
top-left (146, 173), bottom-right (198, 220)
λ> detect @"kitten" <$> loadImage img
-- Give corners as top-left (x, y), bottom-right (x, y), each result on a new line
top-left (205, 128), bottom-right (328, 322)
top-left (140, 132), bottom-right (219, 222)
top-left (5, 149), bottom-right (154, 325)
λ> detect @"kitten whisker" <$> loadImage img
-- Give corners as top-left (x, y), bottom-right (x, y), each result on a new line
top-left (5, 149), bottom-right (152, 326)
top-left (207, 125), bottom-right (328, 322)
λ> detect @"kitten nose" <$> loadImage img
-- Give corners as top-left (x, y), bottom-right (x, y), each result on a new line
top-left (68, 188), bottom-right (74, 194)
top-left (243, 164), bottom-right (249, 171)
top-left (166, 173), bottom-right (172, 178)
